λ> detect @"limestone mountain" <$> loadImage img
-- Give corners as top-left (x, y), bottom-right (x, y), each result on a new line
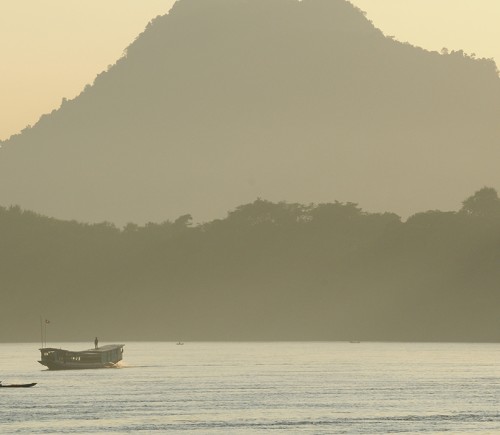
top-left (1, 0), bottom-right (500, 224)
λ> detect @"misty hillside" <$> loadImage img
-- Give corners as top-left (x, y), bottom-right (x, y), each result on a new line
top-left (1, 188), bottom-right (500, 342)
top-left (1, 0), bottom-right (500, 224)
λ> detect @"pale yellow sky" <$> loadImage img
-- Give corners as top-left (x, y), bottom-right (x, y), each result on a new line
top-left (1, 0), bottom-right (499, 141)
top-left (0, 1), bottom-right (176, 141)
top-left (354, 0), bottom-right (500, 60)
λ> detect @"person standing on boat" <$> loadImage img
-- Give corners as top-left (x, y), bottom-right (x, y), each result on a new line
top-left (94, 337), bottom-right (98, 349)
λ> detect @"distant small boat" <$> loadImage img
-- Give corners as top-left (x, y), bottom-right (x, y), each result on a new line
top-left (0, 382), bottom-right (37, 388)
top-left (176, 342), bottom-right (184, 345)
top-left (38, 344), bottom-right (125, 370)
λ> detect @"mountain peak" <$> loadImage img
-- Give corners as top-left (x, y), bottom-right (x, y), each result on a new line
top-left (1, 0), bottom-right (499, 225)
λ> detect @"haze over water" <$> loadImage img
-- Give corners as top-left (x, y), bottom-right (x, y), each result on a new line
top-left (1, 1), bottom-right (500, 432)
top-left (1, 342), bottom-right (499, 433)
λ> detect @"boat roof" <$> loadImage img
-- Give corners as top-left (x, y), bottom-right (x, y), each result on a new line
top-left (40, 344), bottom-right (124, 353)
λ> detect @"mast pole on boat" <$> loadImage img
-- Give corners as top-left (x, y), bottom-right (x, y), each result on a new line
top-left (40, 316), bottom-right (43, 349)
top-left (44, 319), bottom-right (48, 348)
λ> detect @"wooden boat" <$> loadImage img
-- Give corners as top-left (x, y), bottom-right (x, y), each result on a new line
top-left (0, 382), bottom-right (37, 388)
top-left (38, 344), bottom-right (124, 370)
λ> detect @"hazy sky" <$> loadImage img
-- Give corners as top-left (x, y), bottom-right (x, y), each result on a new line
top-left (1, 0), bottom-right (500, 141)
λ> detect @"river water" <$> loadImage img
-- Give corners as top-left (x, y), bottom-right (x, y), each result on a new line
top-left (0, 342), bottom-right (499, 434)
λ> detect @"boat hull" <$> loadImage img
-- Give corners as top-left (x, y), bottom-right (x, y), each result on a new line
top-left (38, 361), bottom-right (118, 370)
top-left (38, 344), bottom-right (124, 370)
top-left (0, 383), bottom-right (37, 388)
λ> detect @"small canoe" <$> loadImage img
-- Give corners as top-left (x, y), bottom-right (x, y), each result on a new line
top-left (0, 382), bottom-right (37, 388)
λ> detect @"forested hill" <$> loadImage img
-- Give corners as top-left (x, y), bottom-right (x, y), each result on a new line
top-left (1, 0), bottom-right (500, 224)
top-left (2, 188), bottom-right (500, 342)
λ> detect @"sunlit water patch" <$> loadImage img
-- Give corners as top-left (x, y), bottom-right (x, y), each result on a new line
top-left (0, 342), bottom-right (499, 433)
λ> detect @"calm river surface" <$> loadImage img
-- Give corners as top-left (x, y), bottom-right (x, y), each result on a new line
top-left (1, 342), bottom-right (499, 434)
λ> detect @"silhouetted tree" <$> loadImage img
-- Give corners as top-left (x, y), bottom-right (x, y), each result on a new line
top-left (461, 187), bottom-right (500, 217)
top-left (2, 189), bottom-right (500, 342)
top-left (226, 199), bottom-right (307, 227)
top-left (310, 201), bottom-right (362, 225)
top-left (174, 214), bottom-right (193, 228)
